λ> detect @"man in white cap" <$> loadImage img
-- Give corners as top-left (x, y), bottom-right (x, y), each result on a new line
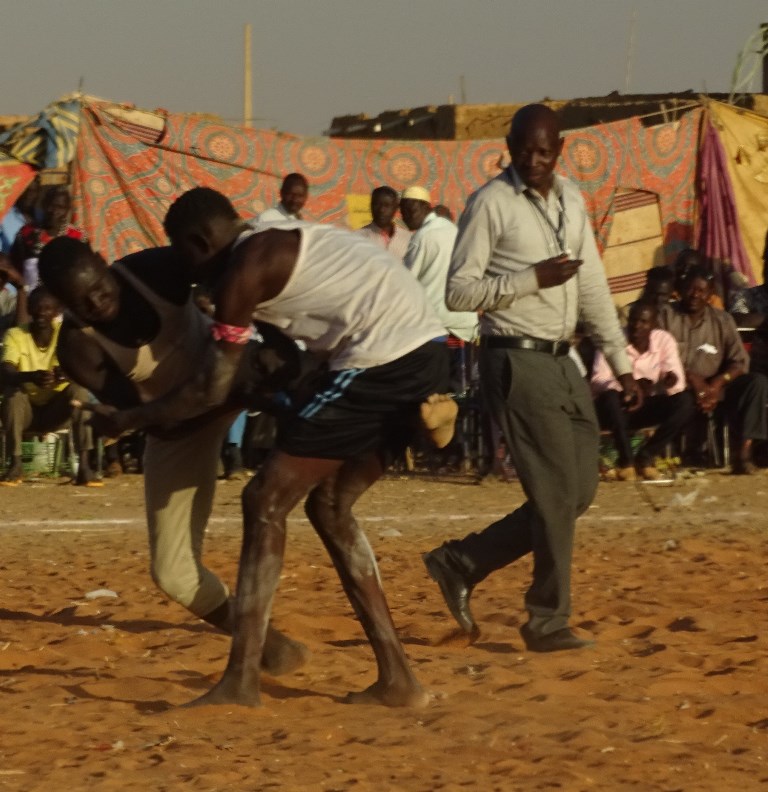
top-left (400, 186), bottom-right (478, 344)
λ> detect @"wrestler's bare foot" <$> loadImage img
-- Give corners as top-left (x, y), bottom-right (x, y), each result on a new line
top-left (420, 394), bottom-right (458, 449)
top-left (262, 626), bottom-right (311, 676)
top-left (344, 678), bottom-right (430, 708)
top-left (202, 601), bottom-right (308, 676)
top-left (184, 670), bottom-right (261, 708)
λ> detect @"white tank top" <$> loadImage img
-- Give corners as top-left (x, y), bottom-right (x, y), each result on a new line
top-left (238, 221), bottom-right (445, 370)
top-left (79, 262), bottom-right (212, 402)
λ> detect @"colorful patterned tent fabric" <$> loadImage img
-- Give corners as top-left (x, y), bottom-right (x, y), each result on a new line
top-left (558, 110), bottom-right (701, 257)
top-left (72, 100), bottom-right (702, 264)
top-left (0, 155), bottom-right (35, 220)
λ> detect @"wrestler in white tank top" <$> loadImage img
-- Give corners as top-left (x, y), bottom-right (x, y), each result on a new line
top-left (238, 221), bottom-right (445, 370)
top-left (78, 262), bottom-right (212, 403)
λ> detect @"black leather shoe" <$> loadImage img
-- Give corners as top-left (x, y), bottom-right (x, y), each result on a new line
top-left (520, 624), bottom-right (595, 653)
top-left (423, 547), bottom-right (477, 634)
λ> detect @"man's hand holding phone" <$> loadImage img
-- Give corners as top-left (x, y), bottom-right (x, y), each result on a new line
top-left (535, 254), bottom-right (583, 288)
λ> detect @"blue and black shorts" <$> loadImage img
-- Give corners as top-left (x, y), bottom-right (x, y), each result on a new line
top-left (277, 341), bottom-right (449, 460)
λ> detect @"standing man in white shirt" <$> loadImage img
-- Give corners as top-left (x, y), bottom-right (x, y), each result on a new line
top-left (257, 173), bottom-right (308, 222)
top-left (400, 185), bottom-right (477, 344)
top-left (357, 186), bottom-right (411, 260)
top-left (423, 104), bottom-right (639, 653)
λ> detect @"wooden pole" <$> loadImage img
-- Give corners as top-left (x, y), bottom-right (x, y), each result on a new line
top-left (762, 23), bottom-right (768, 94)
top-left (624, 5), bottom-right (637, 94)
top-left (244, 23), bottom-right (253, 128)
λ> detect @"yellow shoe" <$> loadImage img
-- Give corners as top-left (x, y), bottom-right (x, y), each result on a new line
top-left (74, 472), bottom-right (105, 487)
top-left (615, 466), bottom-right (637, 482)
top-left (0, 467), bottom-right (23, 486)
top-left (637, 465), bottom-right (664, 481)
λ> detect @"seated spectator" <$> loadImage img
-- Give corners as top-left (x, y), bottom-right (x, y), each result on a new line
top-left (0, 254), bottom-right (20, 341)
top-left (618, 265), bottom-right (675, 326)
top-left (257, 173), bottom-right (308, 222)
top-left (672, 248), bottom-right (723, 309)
top-left (0, 286), bottom-right (97, 486)
top-left (641, 265), bottom-right (675, 312)
top-left (0, 178), bottom-right (40, 254)
top-left (357, 186), bottom-right (411, 260)
top-left (659, 265), bottom-right (768, 474)
top-left (10, 187), bottom-right (83, 291)
top-left (730, 233), bottom-right (768, 329)
top-left (591, 300), bottom-right (695, 481)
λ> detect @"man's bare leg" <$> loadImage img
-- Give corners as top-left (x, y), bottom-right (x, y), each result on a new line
top-left (420, 394), bottom-right (458, 448)
top-left (201, 597), bottom-right (310, 676)
top-left (305, 453), bottom-right (428, 707)
top-left (186, 452), bottom-right (343, 707)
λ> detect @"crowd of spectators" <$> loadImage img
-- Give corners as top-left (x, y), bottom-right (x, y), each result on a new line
top-left (1, 173), bottom-right (767, 485)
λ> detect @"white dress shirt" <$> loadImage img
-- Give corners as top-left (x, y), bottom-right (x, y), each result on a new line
top-left (257, 204), bottom-right (299, 222)
top-left (447, 167), bottom-right (630, 377)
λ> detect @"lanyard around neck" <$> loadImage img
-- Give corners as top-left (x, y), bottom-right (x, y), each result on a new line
top-left (525, 189), bottom-right (568, 256)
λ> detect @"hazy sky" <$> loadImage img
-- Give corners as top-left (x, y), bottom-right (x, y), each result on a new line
top-left (2, 1), bottom-right (767, 136)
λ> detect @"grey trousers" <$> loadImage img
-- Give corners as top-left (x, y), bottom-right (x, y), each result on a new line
top-left (1, 384), bottom-right (93, 457)
top-left (447, 347), bottom-right (599, 637)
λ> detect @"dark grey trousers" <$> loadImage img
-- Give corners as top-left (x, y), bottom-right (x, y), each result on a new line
top-left (723, 372), bottom-right (768, 442)
top-left (1, 384), bottom-right (93, 457)
top-left (446, 347), bottom-right (599, 637)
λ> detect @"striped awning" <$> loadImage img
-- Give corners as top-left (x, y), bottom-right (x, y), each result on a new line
top-left (0, 100), bottom-right (81, 170)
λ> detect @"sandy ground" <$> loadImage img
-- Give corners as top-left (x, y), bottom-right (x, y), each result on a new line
top-left (0, 468), bottom-right (767, 791)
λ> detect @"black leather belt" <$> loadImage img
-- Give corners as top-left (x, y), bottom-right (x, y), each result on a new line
top-left (482, 335), bottom-right (570, 356)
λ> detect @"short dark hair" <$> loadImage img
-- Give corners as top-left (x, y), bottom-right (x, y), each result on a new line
top-left (645, 265), bottom-right (674, 285)
top-left (674, 247), bottom-right (704, 264)
top-left (629, 298), bottom-right (658, 318)
top-left (371, 185), bottom-right (397, 202)
top-left (281, 172), bottom-right (308, 191)
top-left (38, 236), bottom-right (96, 295)
top-left (27, 285), bottom-right (58, 314)
top-left (163, 187), bottom-right (239, 240)
top-left (682, 264), bottom-right (714, 288)
top-left (508, 103), bottom-right (561, 141)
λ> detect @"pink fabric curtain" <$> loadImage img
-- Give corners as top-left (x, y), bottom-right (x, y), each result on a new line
top-left (697, 117), bottom-right (755, 289)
